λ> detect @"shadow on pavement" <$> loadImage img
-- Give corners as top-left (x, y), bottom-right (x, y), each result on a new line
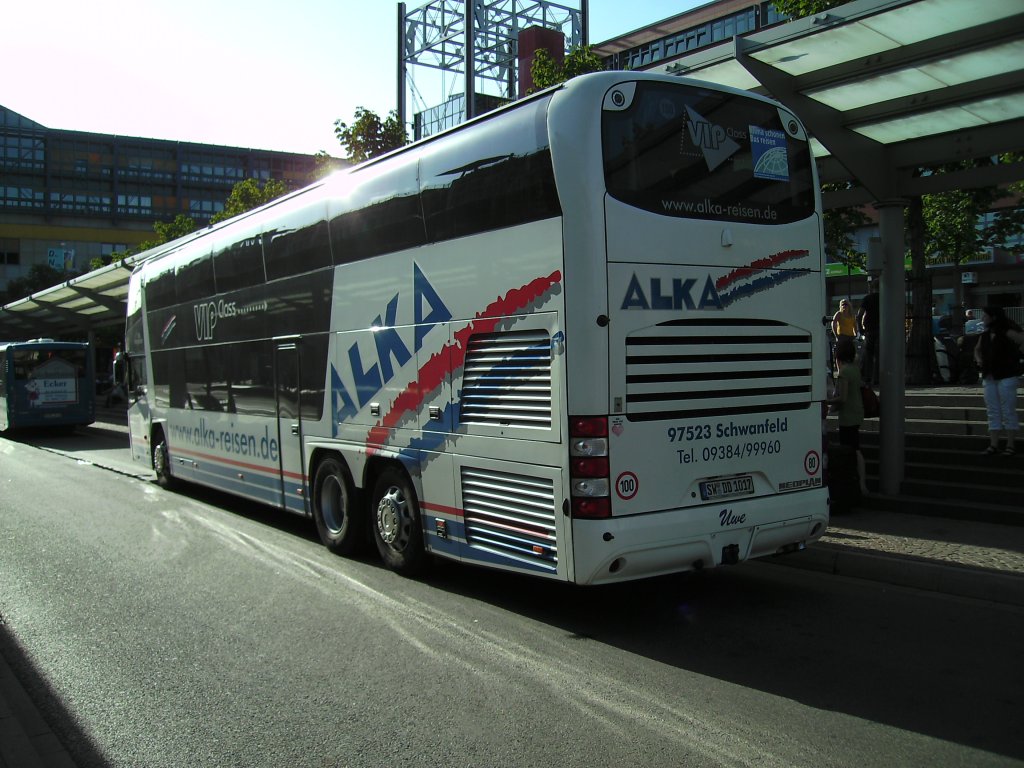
top-left (0, 623), bottom-right (110, 767)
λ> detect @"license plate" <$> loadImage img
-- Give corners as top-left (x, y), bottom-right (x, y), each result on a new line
top-left (700, 475), bottom-right (754, 501)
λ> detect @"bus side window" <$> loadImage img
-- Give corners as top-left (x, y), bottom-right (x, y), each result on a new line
top-left (328, 154), bottom-right (424, 264)
top-left (214, 229), bottom-right (265, 294)
top-left (264, 201), bottom-right (331, 281)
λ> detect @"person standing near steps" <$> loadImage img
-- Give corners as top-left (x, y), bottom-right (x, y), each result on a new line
top-left (974, 305), bottom-right (1024, 456)
top-left (829, 337), bottom-right (868, 497)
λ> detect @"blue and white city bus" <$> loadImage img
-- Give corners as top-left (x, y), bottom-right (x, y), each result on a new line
top-left (125, 72), bottom-right (829, 584)
top-left (0, 339), bottom-right (95, 431)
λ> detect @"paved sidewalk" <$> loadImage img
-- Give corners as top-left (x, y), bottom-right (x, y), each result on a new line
top-left (767, 507), bottom-right (1024, 606)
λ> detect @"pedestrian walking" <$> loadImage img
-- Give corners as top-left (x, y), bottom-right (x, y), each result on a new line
top-left (974, 305), bottom-right (1024, 456)
top-left (857, 278), bottom-right (880, 387)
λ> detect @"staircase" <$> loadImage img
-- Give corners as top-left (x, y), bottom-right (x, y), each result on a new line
top-left (828, 386), bottom-right (1024, 526)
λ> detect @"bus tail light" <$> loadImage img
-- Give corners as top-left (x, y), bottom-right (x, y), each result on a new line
top-left (570, 416), bottom-right (610, 519)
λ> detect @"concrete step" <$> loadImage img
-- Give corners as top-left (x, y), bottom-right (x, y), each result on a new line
top-left (858, 492), bottom-right (1024, 527)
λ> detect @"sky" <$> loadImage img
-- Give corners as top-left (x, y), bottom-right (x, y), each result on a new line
top-left (5, 0), bottom-right (704, 157)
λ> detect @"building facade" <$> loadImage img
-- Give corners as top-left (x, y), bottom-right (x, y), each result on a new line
top-left (0, 105), bottom-right (324, 295)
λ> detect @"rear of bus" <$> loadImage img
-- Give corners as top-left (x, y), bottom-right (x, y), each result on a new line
top-left (552, 74), bottom-right (828, 584)
top-left (0, 341), bottom-right (95, 431)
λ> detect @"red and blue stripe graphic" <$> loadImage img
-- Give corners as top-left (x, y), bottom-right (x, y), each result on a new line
top-left (715, 249), bottom-right (810, 307)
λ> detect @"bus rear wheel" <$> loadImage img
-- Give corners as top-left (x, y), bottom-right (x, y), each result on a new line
top-left (370, 466), bottom-right (427, 576)
top-left (312, 456), bottom-right (363, 555)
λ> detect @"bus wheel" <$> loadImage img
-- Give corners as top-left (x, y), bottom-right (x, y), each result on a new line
top-left (312, 457), bottom-right (363, 555)
top-left (371, 466), bottom-right (427, 576)
top-left (153, 432), bottom-right (175, 489)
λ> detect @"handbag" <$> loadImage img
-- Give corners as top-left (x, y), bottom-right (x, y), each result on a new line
top-left (861, 384), bottom-right (880, 418)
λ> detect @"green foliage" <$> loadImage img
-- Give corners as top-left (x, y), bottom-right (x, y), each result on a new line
top-left (334, 107), bottom-right (407, 163)
top-left (922, 158), bottom-right (1024, 266)
top-left (822, 183), bottom-right (871, 269)
top-left (770, 0), bottom-right (846, 18)
top-left (312, 151), bottom-right (345, 181)
top-left (3, 264), bottom-right (67, 304)
top-left (211, 178), bottom-right (287, 225)
top-left (530, 45), bottom-right (604, 91)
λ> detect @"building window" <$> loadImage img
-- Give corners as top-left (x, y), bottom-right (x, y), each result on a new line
top-left (1, 136), bottom-right (44, 170)
top-left (0, 239), bottom-right (20, 265)
top-left (116, 194), bottom-right (153, 216)
top-left (1, 186), bottom-right (44, 209)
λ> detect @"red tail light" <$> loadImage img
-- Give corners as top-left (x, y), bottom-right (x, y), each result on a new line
top-left (569, 416), bottom-right (610, 519)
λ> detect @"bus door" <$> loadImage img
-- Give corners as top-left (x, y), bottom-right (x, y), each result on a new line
top-left (126, 354), bottom-right (152, 464)
top-left (275, 342), bottom-right (307, 514)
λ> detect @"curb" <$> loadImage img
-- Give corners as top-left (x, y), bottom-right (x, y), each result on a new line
top-left (765, 542), bottom-right (1024, 607)
top-left (0, 651), bottom-right (76, 768)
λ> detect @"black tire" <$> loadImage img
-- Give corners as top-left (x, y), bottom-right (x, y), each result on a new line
top-left (370, 466), bottom-right (427, 576)
top-left (153, 431), bottom-right (175, 490)
top-left (312, 456), bottom-right (363, 555)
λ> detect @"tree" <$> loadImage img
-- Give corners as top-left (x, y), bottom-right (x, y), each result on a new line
top-left (211, 178), bottom-right (287, 225)
top-left (312, 150), bottom-right (345, 181)
top-left (530, 45), bottom-right (604, 90)
top-left (822, 183), bottom-right (871, 274)
top-left (3, 264), bottom-right (67, 304)
top-left (140, 213), bottom-right (199, 252)
top-left (771, 0), bottom-right (846, 17)
top-left (334, 107), bottom-right (407, 163)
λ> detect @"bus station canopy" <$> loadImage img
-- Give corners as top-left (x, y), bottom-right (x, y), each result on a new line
top-left (1, 0), bottom-right (1022, 340)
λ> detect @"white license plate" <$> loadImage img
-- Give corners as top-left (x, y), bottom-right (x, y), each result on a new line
top-left (700, 475), bottom-right (754, 501)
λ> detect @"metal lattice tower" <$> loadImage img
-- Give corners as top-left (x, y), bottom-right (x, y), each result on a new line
top-left (398, 0), bottom-right (586, 139)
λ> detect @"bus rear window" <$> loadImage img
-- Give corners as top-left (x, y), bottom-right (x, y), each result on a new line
top-left (602, 81), bottom-right (814, 225)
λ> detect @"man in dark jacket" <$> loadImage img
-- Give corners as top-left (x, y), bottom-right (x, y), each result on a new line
top-left (857, 279), bottom-right (880, 387)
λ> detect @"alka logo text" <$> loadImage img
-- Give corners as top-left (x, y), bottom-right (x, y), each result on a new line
top-left (193, 299), bottom-right (238, 341)
top-left (332, 263), bottom-right (452, 421)
top-left (621, 274), bottom-right (723, 311)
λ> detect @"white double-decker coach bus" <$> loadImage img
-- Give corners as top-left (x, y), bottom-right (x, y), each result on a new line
top-left (125, 72), bottom-right (829, 584)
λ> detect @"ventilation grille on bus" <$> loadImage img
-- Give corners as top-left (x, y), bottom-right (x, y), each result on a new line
top-left (459, 330), bottom-right (552, 429)
top-left (625, 318), bottom-right (813, 421)
top-left (461, 467), bottom-right (557, 571)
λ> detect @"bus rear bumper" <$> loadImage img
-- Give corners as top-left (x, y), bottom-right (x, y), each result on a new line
top-left (572, 490), bottom-right (829, 585)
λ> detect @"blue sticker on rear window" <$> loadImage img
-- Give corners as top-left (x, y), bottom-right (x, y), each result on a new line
top-left (750, 126), bottom-right (789, 182)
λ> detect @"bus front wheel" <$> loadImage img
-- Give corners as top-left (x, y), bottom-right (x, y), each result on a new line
top-left (370, 466), bottom-right (427, 576)
top-left (312, 456), bottom-right (363, 556)
top-left (153, 432), bottom-right (175, 489)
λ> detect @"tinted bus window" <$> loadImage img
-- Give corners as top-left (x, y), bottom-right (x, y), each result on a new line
top-left (176, 247), bottom-right (214, 304)
top-left (603, 81), bottom-right (815, 224)
top-left (329, 155), bottom-right (425, 263)
top-left (264, 200), bottom-right (332, 281)
top-left (420, 97), bottom-right (560, 242)
top-left (145, 266), bottom-right (177, 312)
top-left (214, 230), bottom-right (265, 293)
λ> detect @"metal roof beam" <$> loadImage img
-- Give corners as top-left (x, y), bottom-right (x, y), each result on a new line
top-left (61, 285), bottom-right (127, 315)
top-left (733, 35), bottom-right (906, 200)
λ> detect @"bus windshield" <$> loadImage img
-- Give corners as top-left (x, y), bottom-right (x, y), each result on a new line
top-left (602, 80), bottom-right (815, 225)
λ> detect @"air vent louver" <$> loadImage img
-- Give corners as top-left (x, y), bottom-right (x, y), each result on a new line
top-left (460, 330), bottom-right (552, 429)
top-left (461, 466), bottom-right (557, 570)
top-left (625, 318), bottom-right (812, 421)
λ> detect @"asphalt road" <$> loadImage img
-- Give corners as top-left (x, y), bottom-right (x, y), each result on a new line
top-left (1, 430), bottom-right (1022, 767)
